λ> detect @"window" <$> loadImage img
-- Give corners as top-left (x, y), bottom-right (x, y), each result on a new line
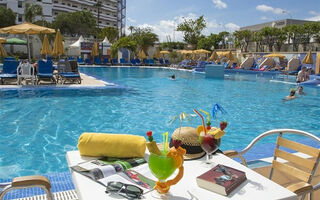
top-left (18, 1), bottom-right (22, 8)
top-left (62, 2), bottom-right (65, 5)
top-left (54, 0), bottom-right (58, 3)
top-left (18, 14), bottom-right (22, 22)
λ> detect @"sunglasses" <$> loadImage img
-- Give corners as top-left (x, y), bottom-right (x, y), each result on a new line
top-left (105, 181), bottom-right (144, 199)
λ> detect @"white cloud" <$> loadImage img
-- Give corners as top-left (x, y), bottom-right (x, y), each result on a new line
top-left (132, 13), bottom-right (238, 42)
top-left (127, 17), bottom-right (136, 23)
top-left (256, 4), bottom-right (286, 15)
top-left (212, 0), bottom-right (227, 9)
top-left (306, 11), bottom-right (320, 21)
top-left (225, 23), bottom-right (240, 32)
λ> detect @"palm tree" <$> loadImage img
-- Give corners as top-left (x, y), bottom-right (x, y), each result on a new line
top-left (95, 1), bottom-right (102, 29)
top-left (129, 26), bottom-right (134, 35)
top-left (24, 3), bottom-right (43, 23)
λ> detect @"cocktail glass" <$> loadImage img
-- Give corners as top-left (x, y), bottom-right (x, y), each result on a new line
top-left (199, 132), bottom-right (220, 166)
top-left (148, 153), bottom-right (177, 198)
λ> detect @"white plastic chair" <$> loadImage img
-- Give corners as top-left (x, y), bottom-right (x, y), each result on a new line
top-left (17, 61), bottom-right (36, 85)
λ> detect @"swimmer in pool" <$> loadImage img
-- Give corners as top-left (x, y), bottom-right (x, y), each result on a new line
top-left (283, 89), bottom-right (296, 101)
top-left (296, 86), bottom-right (306, 95)
top-left (171, 74), bottom-right (175, 80)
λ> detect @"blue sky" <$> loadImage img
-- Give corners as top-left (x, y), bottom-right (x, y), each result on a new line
top-left (126, 0), bottom-right (320, 42)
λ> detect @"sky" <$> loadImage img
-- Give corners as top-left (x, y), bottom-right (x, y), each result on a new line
top-left (126, 0), bottom-right (320, 42)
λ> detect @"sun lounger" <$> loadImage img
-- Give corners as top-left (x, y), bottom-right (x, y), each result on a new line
top-left (130, 59), bottom-right (136, 66)
top-left (120, 58), bottom-right (130, 66)
top-left (0, 60), bottom-right (19, 84)
top-left (57, 61), bottom-right (81, 84)
top-left (224, 129), bottom-right (320, 200)
top-left (17, 61), bottom-right (36, 85)
top-left (85, 58), bottom-right (92, 65)
top-left (94, 57), bottom-right (102, 65)
top-left (135, 58), bottom-right (141, 66)
top-left (37, 60), bottom-right (55, 84)
top-left (149, 59), bottom-right (155, 66)
top-left (159, 59), bottom-right (165, 66)
top-left (111, 58), bottom-right (118, 65)
top-left (144, 59), bottom-right (150, 66)
top-left (165, 59), bottom-right (170, 66)
top-left (77, 57), bottom-right (85, 65)
top-left (4, 57), bottom-right (15, 61)
top-left (0, 175), bottom-right (78, 200)
top-left (68, 56), bottom-right (75, 61)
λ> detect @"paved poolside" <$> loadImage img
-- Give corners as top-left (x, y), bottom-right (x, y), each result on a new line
top-left (0, 73), bottom-right (115, 89)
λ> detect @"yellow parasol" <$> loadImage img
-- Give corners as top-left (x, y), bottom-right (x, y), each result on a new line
top-left (194, 49), bottom-right (210, 54)
top-left (160, 50), bottom-right (170, 54)
top-left (0, 43), bottom-right (7, 57)
top-left (302, 51), bottom-right (313, 64)
top-left (0, 37), bottom-right (6, 43)
top-left (52, 29), bottom-right (64, 57)
top-left (138, 49), bottom-right (147, 59)
top-left (0, 22), bottom-right (55, 60)
top-left (153, 50), bottom-right (161, 58)
top-left (225, 51), bottom-right (234, 60)
top-left (263, 53), bottom-right (285, 59)
top-left (91, 42), bottom-right (99, 57)
top-left (40, 34), bottom-right (51, 55)
top-left (208, 51), bottom-right (218, 61)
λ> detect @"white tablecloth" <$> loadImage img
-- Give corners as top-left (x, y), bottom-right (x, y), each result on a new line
top-left (66, 151), bottom-right (297, 200)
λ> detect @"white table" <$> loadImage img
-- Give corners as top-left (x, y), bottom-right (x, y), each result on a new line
top-left (66, 151), bottom-right (298, 200)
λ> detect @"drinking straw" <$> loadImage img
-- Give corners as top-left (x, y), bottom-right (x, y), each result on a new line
top-left (193, 109), bottom-right (207, 134)
top-left (200, 109), bottom-right (210, 125)
top-left (162, 132), bottom-right (168, 154)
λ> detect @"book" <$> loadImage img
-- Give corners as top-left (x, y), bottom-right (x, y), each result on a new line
top-left (71, 157), bottom-right (156, 193)
top-left (196, 164), bottom-right (247, 196)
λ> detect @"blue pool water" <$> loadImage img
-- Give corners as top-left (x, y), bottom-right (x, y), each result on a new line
top-left (0, 67), bottom-right (319, 178)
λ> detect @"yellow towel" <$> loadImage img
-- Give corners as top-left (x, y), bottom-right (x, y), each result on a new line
top-left (78, 133), bottom-right (146, 158)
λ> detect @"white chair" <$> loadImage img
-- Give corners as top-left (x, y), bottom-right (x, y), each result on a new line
top-left (17, 61), bottom-right (36, 85)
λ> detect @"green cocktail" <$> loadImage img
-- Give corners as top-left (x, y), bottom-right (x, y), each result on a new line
top-left (148, 153), bottom-right (176, 181)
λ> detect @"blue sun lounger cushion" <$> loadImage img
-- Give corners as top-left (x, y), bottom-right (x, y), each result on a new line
top-left (78, 133), bottom-right (146, 158)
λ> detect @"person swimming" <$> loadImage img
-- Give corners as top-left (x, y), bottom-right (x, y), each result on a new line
top-left (296, 86), bottom-right (306, 95)
top-left (283, 89), bottom-right (296, 101)
top-left (171, 74), bottom-right (176, 80)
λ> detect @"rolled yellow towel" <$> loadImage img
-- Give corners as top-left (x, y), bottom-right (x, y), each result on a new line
top-left (78, 133), bottom-right (146, 158)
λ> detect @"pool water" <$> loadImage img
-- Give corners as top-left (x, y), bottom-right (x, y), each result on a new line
top-left (0, 67), bottom-right (319, 178)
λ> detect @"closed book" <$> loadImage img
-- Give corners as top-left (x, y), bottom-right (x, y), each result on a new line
top-left (196, 164), bottom-right (247, 196)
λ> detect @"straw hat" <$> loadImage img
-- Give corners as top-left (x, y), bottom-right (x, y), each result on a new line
top-left (169, 127), bottom-right (205, 160)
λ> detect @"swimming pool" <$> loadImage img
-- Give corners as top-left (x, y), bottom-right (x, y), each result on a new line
top-left (0, 67), bottom-right (319, 178)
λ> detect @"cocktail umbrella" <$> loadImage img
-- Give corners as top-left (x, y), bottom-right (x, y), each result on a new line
top-left (40, 34), bottom-right (51, 56)
top-left (0, 22), bottom-right (55, 61)
top-left (138, 49), bottom-right (147, 60)
top-left (302, 51), bottom-right (313, 64)
top-left (263, 53), bottom-right (285, 59)
top-left (0, 37), bottom-right (6, 43)
top-left (52, 29), bottom-right (64, 58)
top-left (208, 51), bottom-right (218, 61)
top-left (0, 43), bottom-right (7, 57)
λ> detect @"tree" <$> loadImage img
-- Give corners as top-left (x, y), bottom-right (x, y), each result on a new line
top-left (0, 7), bottom-right (16, 28)
top-left (253, 32), bottom-right (263, 52)
top-left (131, 27), bottom-right (158, 52)
top-left (111, 36), bottom-right (137, 58)
top-left (128, 26), bottom-right (134, 35)
top-left (53, 11), bottom-right (97, 37)
top-left (233, 30), bottom-right (252, 52)
top-left (98, 26), bottom-right (119, 44)
top-left (24, 3), bottom-right (43, 23)
top-left (218, 31), bottom-right (229, 49)
top-left (273, 28), bottom-right (287, 51)
top-left (95, 1), bottom-right (102, 29)
top-left (176, 16), bottom-right (206, 48)
top-left (283, 25), bottom-right (303, 51)
top-left (301, 22), bottom-right (320, 51)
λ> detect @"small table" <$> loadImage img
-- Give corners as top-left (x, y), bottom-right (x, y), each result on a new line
top-left (66, 151), bottom-right (298, 200)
